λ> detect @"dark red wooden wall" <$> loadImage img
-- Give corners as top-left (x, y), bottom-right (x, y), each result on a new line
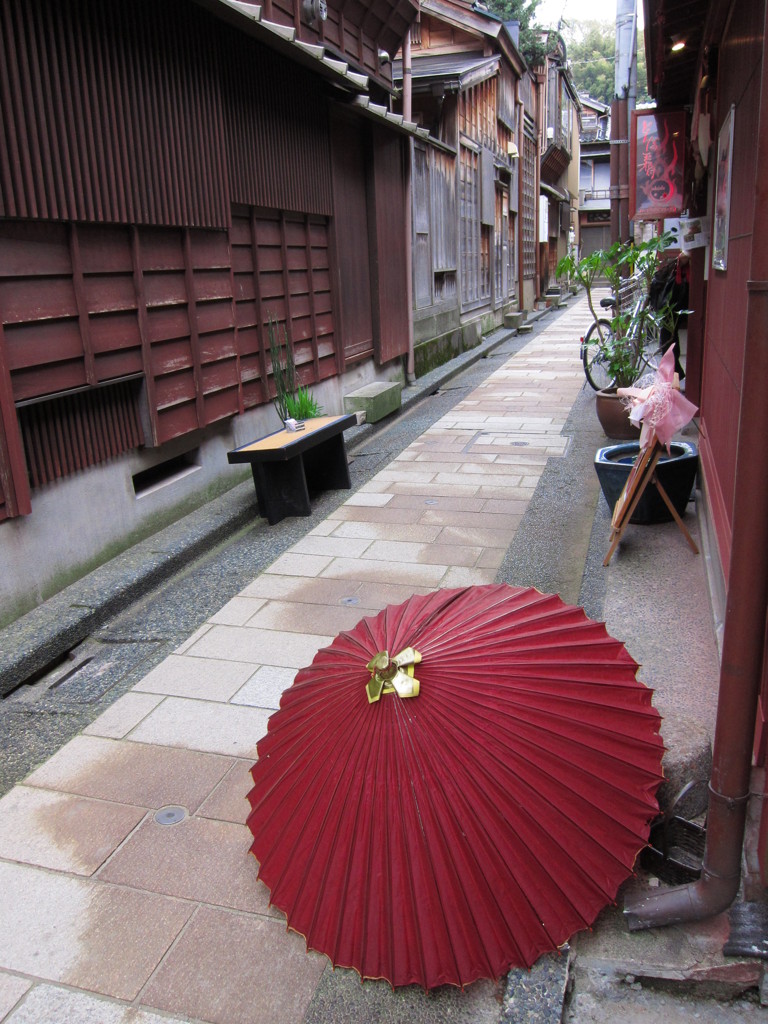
top-left (698, 0), bottom-right (765, 579)
top-left (252, 0), bottom-right (414, 80)
top-left (0, 0), bottom-right (229, 227)
top-left (0, 0), bottom-right (412, 521)
top-left (222, 29), bottom-right (334, 217)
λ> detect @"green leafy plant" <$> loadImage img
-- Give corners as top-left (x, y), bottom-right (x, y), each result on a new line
top-left (557, 241), bottom-right (622, 333)
top-left (558, 232), bottom-right (683, 389)
top-left (285, 386), bottom-right (322, 420)
top-left (267, 316), bottom-right (322, 423)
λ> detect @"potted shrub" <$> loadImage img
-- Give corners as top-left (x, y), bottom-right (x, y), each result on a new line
top-left (267, 316), bottom-right (323, 426)
top-left (594, 440), bottom-right (699, 524)
top-left (557, 232), bottom-right (683, 439)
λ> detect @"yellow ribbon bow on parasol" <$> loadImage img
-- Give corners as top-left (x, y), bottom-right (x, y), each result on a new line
top-left (366, 648), bottom-right (422, 703)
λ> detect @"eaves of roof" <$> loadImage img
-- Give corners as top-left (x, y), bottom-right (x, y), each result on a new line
top-left (579, 140), bottom-right (611, 156)
top-left (348, 96), bottom-right (433, 143)
top-left (191, 0), bottom-right (370, 94)
top-left (643, 0), bottom-right (712, 107)
top-left (393, 53), bottom-right (501, 92)
top-left (190, 0), bottom-right (434, 141)
top-left (420, 0), bottom-right (500, 38)
top-left (419, 0), bottom-right (526, 73)
top-left (541, 181), bottom-right (570, 203)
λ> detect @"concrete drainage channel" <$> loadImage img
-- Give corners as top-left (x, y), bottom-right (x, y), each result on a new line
top-left (0, 635), bottom-right (165, 792)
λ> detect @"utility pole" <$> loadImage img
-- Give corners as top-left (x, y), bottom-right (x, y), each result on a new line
top-left (611, 0), bottom-right (637, 244)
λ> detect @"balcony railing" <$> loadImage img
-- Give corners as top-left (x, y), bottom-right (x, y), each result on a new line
top-left (581, 188), bottom-right (611, 202)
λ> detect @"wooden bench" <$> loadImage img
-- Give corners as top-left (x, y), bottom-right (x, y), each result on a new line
top-left (228, 414), bottom-right (357, 525)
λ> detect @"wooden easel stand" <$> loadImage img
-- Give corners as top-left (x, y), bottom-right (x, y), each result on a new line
top-left (603, 441), bottom-right (699, 566)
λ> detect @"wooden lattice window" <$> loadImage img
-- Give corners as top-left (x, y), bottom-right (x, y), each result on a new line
top-left (522, 131), bottom-right (537, 280)
top-left (460, 145), bottom-right (480, 306)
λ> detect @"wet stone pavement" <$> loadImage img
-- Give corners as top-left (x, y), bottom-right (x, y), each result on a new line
top-left (0, 295), bottom-right (763, 1023)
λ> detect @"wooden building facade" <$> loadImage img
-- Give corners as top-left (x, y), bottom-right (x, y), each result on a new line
top-left (393, 0), bottom-right (534, 373)
top-left (535, 39), bottom-right (580, 294)
top-left (0, 0), bottom-right (421, 619)
top-left (643, 0), bottom-right (768, 890)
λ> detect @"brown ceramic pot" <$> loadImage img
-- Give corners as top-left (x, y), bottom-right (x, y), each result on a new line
top-left (594, 388), bottom-right (642, 440)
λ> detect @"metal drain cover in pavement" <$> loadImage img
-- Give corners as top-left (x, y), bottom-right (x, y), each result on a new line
top-left (155, 806), bottom-right (187, 825)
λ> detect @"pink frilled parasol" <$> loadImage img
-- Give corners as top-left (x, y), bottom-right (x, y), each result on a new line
top-left (618, 347), bottom-right (698, 450)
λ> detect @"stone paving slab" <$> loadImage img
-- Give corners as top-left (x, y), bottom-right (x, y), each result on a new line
top-left (140, 906), bottom-right (326, 1024)
top-left (0, 975), bottom-right (30, 1021)
top-left (24, 735), bottom-right (235, 810)
top-left (0, 784), bottom-right (144, 874)
top-left (96, 813), bottom-right (270, 914)
top-left (4, 985), bottom-right (173, 1024)
top-left (0, 860), bottom-right (194, 1001)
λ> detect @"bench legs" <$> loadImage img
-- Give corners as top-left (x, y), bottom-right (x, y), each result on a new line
top-left (304, 433), bottom-right (351, 493)
top-left (252, 459), bottom-right (311, 525)
top-left (251, 434), bottom-right (351, 525)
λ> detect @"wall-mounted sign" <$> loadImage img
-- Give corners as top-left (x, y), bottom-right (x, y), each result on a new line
top-left (712, 105), bottom-right (735, 271)
top-left (630, 110), bottom-right (686, 221)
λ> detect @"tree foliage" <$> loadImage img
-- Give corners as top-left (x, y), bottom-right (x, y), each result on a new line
top-left (556, 20), bottom-right (650, 105)
top-left (563, 20), bottom-right (614, 104)
top-left (485, 5), bottom-right (650, 102)
top-left (485, 0), bottom-right (547, 65)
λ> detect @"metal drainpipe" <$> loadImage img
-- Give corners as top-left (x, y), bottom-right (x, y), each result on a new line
top-left (625, 20), bottom-right (768, 925)
top-left (403, 27), bottom-right (416, 385)
top-left (610, 97), bottom-right (620, 244)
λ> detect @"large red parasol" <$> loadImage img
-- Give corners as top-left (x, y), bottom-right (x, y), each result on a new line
top-left (246, 584), bottom-right (664, 989)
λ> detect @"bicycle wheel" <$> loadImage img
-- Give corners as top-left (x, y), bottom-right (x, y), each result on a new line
top-left (582, 319), bottom-right (615, 390)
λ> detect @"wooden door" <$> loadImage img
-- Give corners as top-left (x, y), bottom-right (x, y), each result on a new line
top-left (331, 113), bottom-right (374, 366)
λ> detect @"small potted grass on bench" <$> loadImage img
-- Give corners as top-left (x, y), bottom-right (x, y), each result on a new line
top-left (268, 316), bottom-right (322, 430)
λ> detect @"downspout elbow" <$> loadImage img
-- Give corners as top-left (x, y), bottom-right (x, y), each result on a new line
top-left (624, 865), bottom-right (741, 932)
top-left (624, 785), bottom-right (749, 931)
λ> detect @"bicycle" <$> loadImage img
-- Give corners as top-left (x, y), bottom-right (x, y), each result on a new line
top-left (580, 280), bottom-right (663, 391)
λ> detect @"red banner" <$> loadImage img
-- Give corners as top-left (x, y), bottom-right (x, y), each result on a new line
top-left (630, 109), bottom-right (686, 220)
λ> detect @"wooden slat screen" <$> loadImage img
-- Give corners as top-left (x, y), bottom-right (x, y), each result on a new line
top-left (223, 29), bottom-right (334, 218)
top-left (19, 381), bottom-right (144, 489)
top-left (0, 211), bottom-right (336, 461)
top-left (429, 148), bottom-right (457, 274)
top-left (0, 0), bottom-right (229, 228)
top-left (370, 127), bottom-right (409, 366)
top-left (232, 207), bottom-right (336, 410)
top-left (522, 127), bottom-right (537, 280)
top-left (460, 144), bottom-right (481, 307)
top-left (413, 144), bottom-right (433, 309)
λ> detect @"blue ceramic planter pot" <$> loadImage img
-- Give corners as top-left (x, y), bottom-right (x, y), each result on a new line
top-left (594, 441), bottom-right (698, 525)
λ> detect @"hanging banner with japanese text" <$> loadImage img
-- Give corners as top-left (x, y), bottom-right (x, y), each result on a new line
top-left (630, 110), bottom-right (686, 221)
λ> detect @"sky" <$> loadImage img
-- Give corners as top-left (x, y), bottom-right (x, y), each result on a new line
top-left (533, 0), bottom-right (644, 30)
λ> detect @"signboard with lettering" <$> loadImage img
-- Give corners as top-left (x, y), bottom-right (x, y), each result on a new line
top-left (630, 110), bottom-right (686, 221)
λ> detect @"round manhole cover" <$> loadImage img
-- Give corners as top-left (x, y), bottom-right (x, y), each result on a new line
top-left (424, 499), bottom-right (438, 505)
top-left (154, 806), bottom-right (187, 826)
top-left (340, 596), bottom-right (360, 606)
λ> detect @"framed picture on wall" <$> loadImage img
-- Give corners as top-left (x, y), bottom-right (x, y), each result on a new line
top-left (712, 105), bottom-right (735, 271)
